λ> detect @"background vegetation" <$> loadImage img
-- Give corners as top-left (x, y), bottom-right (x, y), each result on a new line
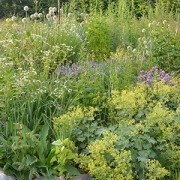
top-left (0, 0), bottom-right (180, 179)
top-left (0, 0), bottom-right (179, 18)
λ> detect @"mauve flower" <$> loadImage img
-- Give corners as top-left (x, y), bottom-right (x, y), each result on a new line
top-left (137, 67), bottom-right (172, 85)
top-left (116, 67), bottom-right (121, 72)
top-left (111, 57), bottom-right (115, 62)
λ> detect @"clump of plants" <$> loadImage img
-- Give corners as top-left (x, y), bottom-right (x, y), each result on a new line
top-left (137, 20), bottom-right (180, 74)
top-left (75, 131), bottom-right (133, 180)
top-left (0, 0), bottom-right (180, 179)
top-left (137, 66), bottom-right (173, 85)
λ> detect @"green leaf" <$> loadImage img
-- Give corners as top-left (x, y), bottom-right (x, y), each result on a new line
top-left (137, 156), bottom-right (147, 162)
top-left (143, 143), bottom-right (152, 149)
top-left (38, 124), bottom-right (50, 158)
top-left (77, 137), bottom-right (86, 142)
top-left (40, 124), bottom-right (49, 141)
top-left (52, 139), bottom-right (63, 146)
top-left (147, 137), bottom-right (156, 144)
top-left (65, 164), bottom-right (80, 176)
top-left (84, 116), bottom-right (94, 121)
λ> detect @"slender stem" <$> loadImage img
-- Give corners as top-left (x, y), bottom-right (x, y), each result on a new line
top-left (58, 0), bottom-right (60, 24)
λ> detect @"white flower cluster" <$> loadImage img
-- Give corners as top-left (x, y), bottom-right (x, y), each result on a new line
top-left (30, 12), bottom-right (43, 20)
top-left (46, 7), bottom-right (58, 21)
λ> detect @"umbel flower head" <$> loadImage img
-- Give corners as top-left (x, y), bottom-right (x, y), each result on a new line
top-left (24, 6), bottom-right (29, 12)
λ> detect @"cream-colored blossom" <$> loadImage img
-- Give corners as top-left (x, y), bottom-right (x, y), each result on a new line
top-left (24, 6), bottom-right (29, 11)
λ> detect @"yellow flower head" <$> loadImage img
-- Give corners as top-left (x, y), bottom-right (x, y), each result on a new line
top-left (6, 18), bottom-right (12, 23)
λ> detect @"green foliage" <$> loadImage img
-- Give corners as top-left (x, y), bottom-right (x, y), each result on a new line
top-left (50, 138), bottom-right (79, 177)
top-left (75, 131), bottom-right (133, 180)
top-left (53, 106), bottom-right (103, 151)
top-left (109, 80), bottom-right (180, 122)
top-left (85, 15), bottom-right (111, 60)
top-left (0, 0), bottom-right (180, 179)
top-left (106, 80), bottom-right (180, 178)
top-left (0, 123), bottom-right (52, 179)
top-left (137, 20), bottom-right (180, 74)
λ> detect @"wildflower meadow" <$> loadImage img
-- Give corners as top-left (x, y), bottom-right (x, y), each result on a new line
top-left (0, 0), bottom-right (180, 179)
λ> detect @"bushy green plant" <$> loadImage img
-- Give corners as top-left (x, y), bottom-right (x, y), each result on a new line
top-left (106, 80), bottom-right (180, 178)
top-left (53, 106), bottom-right (104, 151)
top-left (75, 131), bottom-right (133, 180)
top-left (49, 138), bottom-right (79, 177)
top-left (0, 123), bottom-right (52, 179)
top-left (84, 15), bottom-right (111, 60)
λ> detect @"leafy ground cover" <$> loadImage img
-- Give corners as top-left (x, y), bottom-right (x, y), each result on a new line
top-left (0, 0), bottom-right (180, 179)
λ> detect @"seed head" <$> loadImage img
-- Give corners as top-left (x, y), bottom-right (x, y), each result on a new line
top-left (142, 29), bottom-right (146, 33)
top-left (80, 13), bottom-right (84, 18)
top-left (30, 14), bottom-right (35, 19)
top-left (53, 16), bottom-right (57, 21)
top-left (46, 14), bottom-right (51, 20)
top-left (34, 12), bottom-right (39, 18)
top-left (49, 7), bottom-right (53, 11)
top-left (38, 13), bottom-right (43, 18)
top-left (132, 49), bottom-right (136, 53)
top-left (11, 16), bottom-right (17, 22)
top-left (24, 6), bottom-right (29, 12)
top-left (68, 13), bottom-right (73, 18)
top-left (148, 23), bottom-right (152, 27)
top-left (22, 18), bottom-right (27, 23)
top-left (49, 10), bottom-right (54, 15)
top-left (53, 7), bottom-right (57, 13)
top-left (163, 20), bottom-right (167, 25)
top-left (127, 46), bottom-right (132, 50)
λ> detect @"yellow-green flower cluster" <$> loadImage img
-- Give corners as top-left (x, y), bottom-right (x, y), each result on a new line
top-left (145, 159), bottom-right (169, 179)
top-left (53, 106), bottom-right (97, 138)
top-left (109, 83), bottom-right (148, 121)
top-left (108, 80), bottom-right (180, 123)
top-left (53, 106), bottom-right (84, 129)
top-left (145, 103), bottom-right (175, 139)
top-left (76, 131), bottom-right (133, 180)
